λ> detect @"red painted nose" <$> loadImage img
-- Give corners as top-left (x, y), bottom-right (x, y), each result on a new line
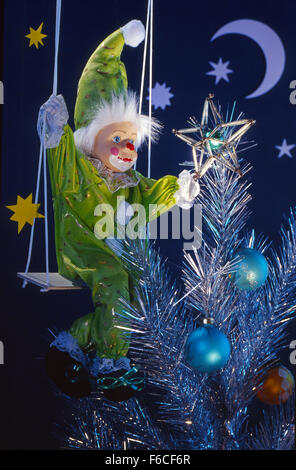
top-left (126, 142), bottom-right (135, 151)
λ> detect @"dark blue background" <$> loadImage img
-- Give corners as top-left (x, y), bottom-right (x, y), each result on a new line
top-left (1, 0), bottom-right (296, 449)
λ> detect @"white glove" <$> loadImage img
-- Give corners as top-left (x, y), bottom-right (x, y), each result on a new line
top-left (37, 94), bottom-right (69, 148)
top-left (121, 20), bottom-right (145, 47)
top-left (174, 170), bottom-right (200, 209)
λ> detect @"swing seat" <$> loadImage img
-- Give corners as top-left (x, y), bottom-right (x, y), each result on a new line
top-left (17, 272), bottom-right (85, 291)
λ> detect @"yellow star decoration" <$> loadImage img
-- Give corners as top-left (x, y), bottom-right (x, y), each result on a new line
top-left (6, 194), bottom-right (44, 234)
top-left (25, 22), bottom-right (47, 49)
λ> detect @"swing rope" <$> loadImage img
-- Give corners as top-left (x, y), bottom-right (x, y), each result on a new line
top-left (22, 0), bottom-right (62, 289)
top-left (136, 0), bottom-right (153, 177)
top-left (53, 0), bottom-right (62, 96)
top-left (138, 0), bottom-right (151, 117)
top-left (22, 144), bottom-right (43, 287)
top-left (42, 123), bottom-right (50, 289)
top-left (148, 0), bottom-right (153, 179)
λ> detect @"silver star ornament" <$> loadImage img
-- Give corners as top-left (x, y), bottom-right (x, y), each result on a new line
top-left (173, 94), bottom-right (255, 179)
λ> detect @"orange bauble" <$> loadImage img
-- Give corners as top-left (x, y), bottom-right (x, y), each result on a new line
top-left (257, 365), bottom-right (295, 405)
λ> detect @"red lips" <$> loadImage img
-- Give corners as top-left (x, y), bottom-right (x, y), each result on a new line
top-left (118, 156), bottom-right (133, 162)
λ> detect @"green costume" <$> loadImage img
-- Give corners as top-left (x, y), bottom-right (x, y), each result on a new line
top-left (47, 125), bottom-right (178, 359)
top-left (46, 23), bottom-right (181, 360)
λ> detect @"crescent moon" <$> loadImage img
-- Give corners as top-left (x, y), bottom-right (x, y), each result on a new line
top-left (211, 19), bottom-right (286, 99)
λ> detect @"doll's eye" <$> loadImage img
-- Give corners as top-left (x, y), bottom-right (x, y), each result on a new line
top-left (113, 136), bottom-right (121, 143)
top-left (128, 139), bottom-right (134, 144)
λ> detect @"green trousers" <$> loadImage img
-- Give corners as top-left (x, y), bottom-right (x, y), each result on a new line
top-left (69, 259), bottom-right (131, 359)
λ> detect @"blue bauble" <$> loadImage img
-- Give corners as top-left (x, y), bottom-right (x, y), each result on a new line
top-left (231, 248), bottom-right (268, 291)
top-left (184, 324), bottom-right (231, 373)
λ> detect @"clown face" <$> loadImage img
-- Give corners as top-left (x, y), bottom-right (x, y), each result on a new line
top-left (92, 121), bottom-right (138, 172)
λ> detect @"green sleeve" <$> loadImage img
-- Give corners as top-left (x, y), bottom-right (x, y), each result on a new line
top-left (47, 124), bottom-right (80, 196)
top-left (137, 173), bottom-right (179, 222)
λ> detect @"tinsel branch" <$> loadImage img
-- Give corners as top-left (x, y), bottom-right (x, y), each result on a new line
top-left (228, 212), bottom-right (296, 447)
top-left (199, 161), bottom-right (252, 259)
top-left (180, 162), bottom-right (252, 448)
top-left (248, 396), bottom-right (295, 450)
top-left (267, 208), bottom-right (296, 349)
top-left (117, 238), bottom-right (212, 449)
top-left (182, 160), bottom-right (295, 449)
top-left (59, 396), bottom-right (165, 450)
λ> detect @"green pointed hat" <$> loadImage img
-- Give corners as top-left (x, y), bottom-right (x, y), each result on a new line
top-left (74, 20), bottom-right (145, 130)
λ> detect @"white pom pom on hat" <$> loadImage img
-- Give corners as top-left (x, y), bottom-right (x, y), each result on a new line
top-left (121, 19), bottom-right (145, 47)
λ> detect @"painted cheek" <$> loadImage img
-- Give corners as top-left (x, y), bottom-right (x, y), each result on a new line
top-left (110, 147), bottom-right (119, 156)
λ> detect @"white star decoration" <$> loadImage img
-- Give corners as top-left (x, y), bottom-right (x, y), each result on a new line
top-left (275, 138), bottom-right (296, 159)
top-left (206, 58), bottom-right (233, 85)
top-left (173, 94), bottom-right (255, 179)
top-left (147, 82), bottom-right (174, 110)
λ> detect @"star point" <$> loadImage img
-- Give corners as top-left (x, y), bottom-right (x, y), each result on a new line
top-left (25, 22), bottom-right (47, 49)
top-left (6, 194), bottom-right (44, 234)
top-left (206, 58), bottom-right (233, 85)
top-left (275, 138), bottom-right (295, 159)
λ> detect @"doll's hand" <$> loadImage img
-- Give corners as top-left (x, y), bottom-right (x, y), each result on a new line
top-left (37, 94), bottom-right (69, 148)
top-left (174, 170), bottom-right (200, 209)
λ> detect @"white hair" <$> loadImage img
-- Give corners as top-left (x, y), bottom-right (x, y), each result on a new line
top-left (74, 91), bottom-right (162, 156)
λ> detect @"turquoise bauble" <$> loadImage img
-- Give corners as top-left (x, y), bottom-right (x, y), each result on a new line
top-left (184, 324), bottom-right (231, 373)
top-left (205, 130), bottom-right (224, 149)
top-left (231, 248), bottom-right (268, 291)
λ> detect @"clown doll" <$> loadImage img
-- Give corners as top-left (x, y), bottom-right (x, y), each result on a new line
top-left (40, 20), bottom-right (199, 400)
